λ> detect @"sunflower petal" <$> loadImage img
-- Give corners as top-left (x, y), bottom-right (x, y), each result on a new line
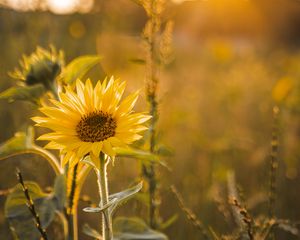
top-left (102, 140), bottom-right (116, 157)
top-left (91, 142), bottom-right (103, 157)
top-left (77, 142), bottom-right (92, 157)
top-left (115, 90), bottom-right (140, 117)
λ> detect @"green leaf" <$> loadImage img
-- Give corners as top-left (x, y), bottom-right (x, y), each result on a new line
top-left (61, 55), bottom-right (102, 84)
top-left (0, 127), bottom-right (61, 173)
top-left (0, 127), bottom-right (34, 160)
top-left (115, 147), bottom-right (159, 162)
top-left (276, 219), bottom-right (299, 236)
top-left (108, 182), bottom-right (143, 215)
top-left (114, 217), bottom-right (168, 240)
top-left (83, 182), bottom-right (142, 216)
top-left (5, 179), bottom-right (65, 240)
top-left (156, 144), bottom-right (173, 157)
top-left (0, 84), bottom-right (45, 103)
top-left (83, 199), bottom-right (117, 213)
top-left (8, 219), bottom-right (40, 240)
top-left (5, 182), bottom-right (47, 216)
top-left (81, 155), bottom-right (99, 169)
top-left (53, 174), bottom-right (66, 210)
top-left (8, 224), bottom-right (20, 240)
top-left (82, 223), bottom-right (103, 239)
top-left (134, 191), bottom-right (150, 207)
top-left (159, 214), bottom-right (178, 230)
top-left (7, 198), bottom-right (56, 240)
top-left (5, 182), bottom-right (56, 240)
top-left (115, 147), bottom-right (171, 170)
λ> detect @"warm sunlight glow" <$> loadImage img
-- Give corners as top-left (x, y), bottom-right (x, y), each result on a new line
top-left (4, 0), bottom-right (94, 14)
top-left (47, 0), bottom-right (76, 14)
top-left (47, 0), bottom-right (94, 14)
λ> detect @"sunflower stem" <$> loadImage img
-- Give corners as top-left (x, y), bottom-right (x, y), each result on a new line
top-left (96, 153), bottom-right (112, 240)
top-left (142, 0), bottom-right (161, 229)
top-left (67, 211), bottom-right (78, 240)
top-left (68, 163), bottom-right (79, 240)
top-left (56, 211), bottom-right (68, 240)
top-left (0, 147), bottom-right (62, 175)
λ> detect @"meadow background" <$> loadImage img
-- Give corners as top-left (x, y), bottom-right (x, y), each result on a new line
top-left (1, 0), bottom-right (300, 239)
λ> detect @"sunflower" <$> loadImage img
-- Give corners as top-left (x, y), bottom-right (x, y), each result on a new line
top-left (9, 46), bottom-right (64, 89)
top-left (32, 77), bottom-right (151, 163)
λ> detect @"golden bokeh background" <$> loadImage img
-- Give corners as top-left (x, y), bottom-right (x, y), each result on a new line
top-left (1, 0), bottom-right (300, 239)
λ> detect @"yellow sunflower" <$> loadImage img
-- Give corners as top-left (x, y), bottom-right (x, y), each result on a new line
top-left (32, 77), bottom-right (151, 162)
top-left (9, 46), bottom-right (64, 87)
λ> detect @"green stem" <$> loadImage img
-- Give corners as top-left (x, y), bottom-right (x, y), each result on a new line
top-left (0, 147), bottom-right (61, 174)
top-left (68, 163), bottom-right (79, 240)
top-left (148, 94), bottom-right (158, 229)
top-left (96, 153), bottom-right (112, 240)
top-left (67, 212), bottom-right (78, 240)
top-left (73, 210), bottom-right (78, 240)
top-left (32, 145), bottom-right (62, 173)
top-left (67, 215), bottom-right (73, 240)
top-left (56, 212), bottom-right (68, 240)
top-left (269, 106), bottom-right (279, 219)
top-left (143, 0), bottom-right (160, 228)
top-left (66, 164), bottom-right (91, 240)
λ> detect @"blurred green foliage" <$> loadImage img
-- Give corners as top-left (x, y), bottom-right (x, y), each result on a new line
top-left (1, 0), bottom-right (300, 239)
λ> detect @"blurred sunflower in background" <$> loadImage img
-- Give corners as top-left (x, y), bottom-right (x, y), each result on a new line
top-left (32, 77), bottom-right (151, 163)
top-left (9, 45), bottom-right (64, 90)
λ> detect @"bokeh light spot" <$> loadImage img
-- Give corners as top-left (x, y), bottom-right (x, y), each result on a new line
top-left (69, 20), bottom-right (86, 39)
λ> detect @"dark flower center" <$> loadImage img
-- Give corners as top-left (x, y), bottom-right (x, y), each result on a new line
top-left (76, 111), bottom-right (116, 142)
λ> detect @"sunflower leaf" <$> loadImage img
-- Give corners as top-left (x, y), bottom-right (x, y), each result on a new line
top-left (5, 181), bottom-right (57, 240)
top-left (82, 223), bottom-right (103, 239)
top-left (276, 219), bottom-right (299, 236)
top-left (83, 198), bottom-right (117, 213)
top-left (159, 214), bottom-right (178, 230)
top-left (115, 147), bottom-right (159, 162)
top-left (108, 182), bottom-right (143, 215)
top-left (81, 155), bottom-right (98, 169)
top-left (113, 217), bottom-right (168, 240)
top-left (53, 174), bottom-right (66, 210)
top-left (4, 182), bottom-right (47, 216)
top-left (115, 147), bottom-right (170, 170)
top-left (83, 182), bottom-right (142, 216)
top-left (61, 55), bottom-right (102, 84)
top-left (0, 127), bottom-right (35, 160)
top-left (0, 84), bottom-right (45, 103)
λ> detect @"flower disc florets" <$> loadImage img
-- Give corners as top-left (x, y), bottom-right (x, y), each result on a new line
top-left (76, 111), bottom-right (117, 142)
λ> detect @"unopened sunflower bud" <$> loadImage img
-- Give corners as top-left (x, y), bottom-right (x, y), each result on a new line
top-left (9, 46), bottom-right (64, 89)
top-left (25, 59), bottom-right (61, 89)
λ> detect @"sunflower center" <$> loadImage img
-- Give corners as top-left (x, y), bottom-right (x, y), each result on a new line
top-left (76, 111), bottom-right (117, 142)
